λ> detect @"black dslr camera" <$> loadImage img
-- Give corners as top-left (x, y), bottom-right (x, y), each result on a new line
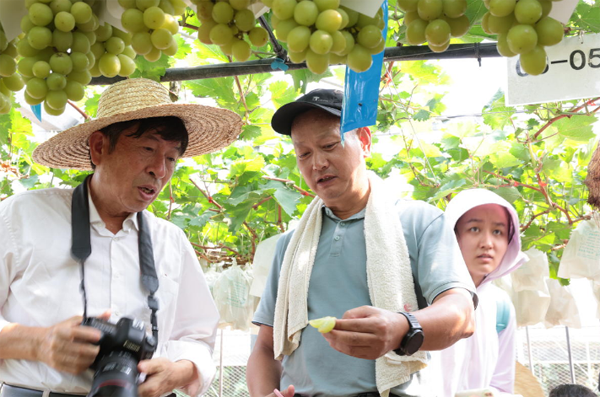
top-left (83, 317), bottom-right (157, 397)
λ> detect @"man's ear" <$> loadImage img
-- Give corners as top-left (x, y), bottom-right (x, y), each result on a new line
top-left (89, 131), bottom-right (107, 167)
top-left (357, 127), bottom-right (372, 156)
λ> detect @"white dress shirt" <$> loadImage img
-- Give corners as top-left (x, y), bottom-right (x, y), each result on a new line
top-left (0, 187), bottom-right (219, 395)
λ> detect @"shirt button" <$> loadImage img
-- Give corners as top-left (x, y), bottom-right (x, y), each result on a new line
top-left (334, 236), bottom-right (341, 241)
top-left (340, 222), bottom-right (345, 226)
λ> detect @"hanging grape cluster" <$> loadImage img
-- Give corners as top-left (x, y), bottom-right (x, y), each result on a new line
top-left (264, 0), bottom-right (385, 74)
top-left (401, 0), bottom-right (470, 52)
top-left (193, 0), bottom-right (269, 62)
top-left (481, 0), bottom-right (564, 75)
top-left (118, 0), bottom-right (185, 61)
top-left (0, 28), bottom-right (24, 114)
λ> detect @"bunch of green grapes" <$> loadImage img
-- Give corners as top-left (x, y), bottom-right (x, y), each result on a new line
top-left (401, 0), bottom-right (470, 53)
top-left (0, 28), bottom-right (24, 114)
top-left (481, 0), bottom-right (564, 75)
top-left (267, 0), bottom-right (386, 74)
top-left (193, 0), bottom-right (269, 62)
top-left (119, 0), bottom-right (186, 62)
top-left (87, 24), bottom-right (137, 79)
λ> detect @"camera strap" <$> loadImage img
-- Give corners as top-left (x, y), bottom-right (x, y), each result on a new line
top-left (71, 175), bottom-right (160, 341)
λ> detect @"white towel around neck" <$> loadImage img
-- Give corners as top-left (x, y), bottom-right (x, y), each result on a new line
top-left (272, 172), bottom-right (428, 396)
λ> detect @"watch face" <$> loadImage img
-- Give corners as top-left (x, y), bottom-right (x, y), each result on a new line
top-left (405, 331), bottom-right (425, 355)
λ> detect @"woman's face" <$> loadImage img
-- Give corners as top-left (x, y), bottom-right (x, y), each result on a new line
top-left (455, 204), bottom-right (510, 287)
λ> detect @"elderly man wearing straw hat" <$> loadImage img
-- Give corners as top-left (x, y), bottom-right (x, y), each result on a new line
top-left (0, 79), bottom-right (242, 397)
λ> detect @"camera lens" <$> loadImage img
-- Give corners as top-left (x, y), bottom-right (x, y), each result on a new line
top-left (87, 351), bottom-right (140, 397)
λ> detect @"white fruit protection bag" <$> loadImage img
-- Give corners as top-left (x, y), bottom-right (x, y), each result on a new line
top-left (558, 217), bottom-right (600, 282)
top-left (543, 278), bottom-right (581, 328)
top-left (212, 260), bottom-right (256, 331)
top-left (511, 248), bottom-right (551, 327)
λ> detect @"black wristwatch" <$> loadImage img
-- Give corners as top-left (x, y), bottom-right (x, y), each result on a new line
top-left (393, 312), bottom-right (424, 356)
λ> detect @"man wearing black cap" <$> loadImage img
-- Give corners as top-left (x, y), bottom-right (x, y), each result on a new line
top-left (247, 89), bottom-right (478, 397)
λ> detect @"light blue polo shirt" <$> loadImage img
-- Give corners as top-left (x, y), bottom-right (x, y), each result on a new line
top-left (253, 199), bottom-right (476, 397)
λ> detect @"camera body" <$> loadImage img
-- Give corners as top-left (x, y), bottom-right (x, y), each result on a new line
top-left (83, 317), bottom-right (157, 397)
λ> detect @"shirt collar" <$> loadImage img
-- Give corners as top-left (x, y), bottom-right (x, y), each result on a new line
top-left (322, 205), bottom-right (366, 222)
top-left (87, 191), bottom-right (139, 233)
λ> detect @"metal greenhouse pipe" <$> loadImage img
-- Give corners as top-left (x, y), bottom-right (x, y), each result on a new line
top-left (89, 43), bottom-right (501, 85)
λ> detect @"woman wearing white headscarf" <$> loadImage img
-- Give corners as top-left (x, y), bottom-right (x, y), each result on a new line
top-left (439, 189), bottom-right (528, 396)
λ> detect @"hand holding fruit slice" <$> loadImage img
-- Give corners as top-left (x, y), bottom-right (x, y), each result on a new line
top-left (308, 316), bottom-right (337, 333)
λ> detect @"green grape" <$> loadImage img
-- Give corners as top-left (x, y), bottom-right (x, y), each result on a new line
top-left (71, 1), bottom-right (93, 24)
top-left (330, 30), bottom-right (346, 54)
top-left (235, 9), bottom-right (256, 32)
top-left (196, 1), bottom-right (214, 21)
top-left (3, 74), bottom-right (25, 92)
top-left (198, 20), bottom-right (217, 44)
top-left (232, 40), bottom-right (251, 61)
top-left (209, 23), bottom-right (233, 45)
top-left (540, 0), bottom-right (552, 17)
top-left (287, 26), bottom-right (311, 52)
top-left (425, 18), bottom-right (450, 45)
top-left (367, 38), bottom-right (385, 55)
top-left (443, 0), bottom-right (467, 18)
top-left (481, 12), bottom-right (492, 34)
top-left (65, 79), bottom-right (85, 101)
top-left (31, 61), bottom-right (51, 79)
top-left (337, 8), bottom-right (349, 29)
top-left (112, 28), bottom-right (132, 46)
top-left (357, 13), bottom-right (382, 29)
top-left (50, 0), bottom-right (72, 15)
top-left (212, 2), bottom-right (234, 24)
top-left (520, 45), bottom-right (546, 75)
top-left (418, 0), bottom-right (443, 21)
top-left (143, 6), bottom-right (166, 30)
top-left (47, 72), bottom-right (67, 90)
top-left (122, 9), bottom-right (146, 33)
top-left (52, 29), bottom-right (73, 51)
top-left (29, 3), bottom-right (54, 26)
top-left (335, 30), bottom-right (354, 55)
top-left (17, 39), bottom-right (40, 57)
top-left (161, 14), bottom-right (179, 35)
top-left (38, 47), bottom-right (56, 62)
top-left (46, 89), bottom-right (68, 109)
top-left (0, 33), bottom-right (7, 53)
top-left (314, 0), bottom-right (340, 12)
top-left (143, 46), bottom-right (161, 62)
top-left (3, 43), bottom-right (18, 58)
top-left (70, 51), bottom-right (90, 71)
top-left (398, 0), bottom-right (419, 12)
top-left (316, 9), bottom-right (343, 33)
top-left (294, 1), bottom-right (319, 26)
top-left (43, 100), bottom-right (65, 116)
top-left (89, 62), bottom-right (101, 77)
top-left (220, 39), bottom-right (234, 56)
top-left (28, 26), bottom-right (53, 50)
top-left (77, 14), bottom-right (99, 32)
top-left (55, 11), bottom-right (76, 32)
top-left (275, 18), bottom-right (299, 42)
top-left (248, 27), bottom-right (268, 47)
top-left (341, 6), bottom-right (359, 27)
top-left (158, 0), bottom-right (174, 15)
top-left (305, 49), bottom-right (329, 74)
top-left (357, 25), bottom-right (382, 49)
top-left (428, 40), bottom-right (450, 52)
top-left (488, 13), bottom-right (515, 34)
top-left (21, 15), bottom-right (36, 34)
top-left (170, 0), bottom-right (186, 14)
top-left (86, 51), bottom-right (95, 68)
top-left (150, 28), bottom-right (173, 49)
top-left (98, 53), bottom-right (121, 77)
top-left (95, 23), bottom-right (113, 42)
top-left (230, 0), bottom-right (251, 10)
top-left (535, 16), bottom-right (563, 46)
top-left (328, 52), bottom-right (346, 65)
top-left (71, 32), bottom-right (91, 53)
top-left (18, 57), bottom-right (38, 78)
top-left (136, 0), bottom-right (160, 11)
top-left (0, 81), bottom-right (9, 97)
top-left (117, 54), bottom-right (136, 76)
top-left (288, 49), bottom-right (307, 63)
top-left (90, 41), bottom-right (106, 60)
top-left (444, 15), bottom-right (470, 37)
top-left (406, 18), bottom-right (428, 45)
top-left (162, 39), bottom-right (177, 56)
top-left (507, 24), bottom-right (537, 54)
top-left (272, 0), bottom-right (296, 20)
top-left (514, 0), bottom-right (542, 24)
top-left (496, 32), bottom-right (516, 57)
top-left (309, 30), bottom-right (333, 55)
top-left (122, 45), bottom-right (136, 58)
top-left (347, 44), bottom-right (372, 72)
top-left (24, 91), bottom-right (44, 106)
top-left (261, 0), bottom-right (274, 6)
top-left (119, 0), bottom-right (136, 9)
top-left (488, 0), bottom-right (515, 17)
top-left (49, 52), bottom-right (73, 75)
top-left (131, 31), bottom-right (152, 54)
top-left (67, 69), bottom-right (92, 85)
top-left (26, 77), bottom-right (49, 99)
top-left (271, 14), bottom-right (281, 29)
top-left (230, 25), bottom-right (240, 36)
top-left (0, 55), bottom-right (17, 77)
top-left (105, 37), bottom-right (126, 54)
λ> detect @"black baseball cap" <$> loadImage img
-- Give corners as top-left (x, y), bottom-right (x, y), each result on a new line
top-left (271, 88), bottom-right (343, 135)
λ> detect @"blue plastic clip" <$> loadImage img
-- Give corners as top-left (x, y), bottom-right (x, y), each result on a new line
top-left (31, 104), bottom-right (42, 122)
top-left (271, 58), bottom-right (289, 71)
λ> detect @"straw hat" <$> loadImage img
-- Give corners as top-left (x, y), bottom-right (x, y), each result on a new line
top-left (514, 361), bottom-right (545, 397)
top-left (32, 78), bottom-right (243, 170)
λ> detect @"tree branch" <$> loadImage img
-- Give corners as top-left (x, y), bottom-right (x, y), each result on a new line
top-left (262, 176), bottom-right (315, 197)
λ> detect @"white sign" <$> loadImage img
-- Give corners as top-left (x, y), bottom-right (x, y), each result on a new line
top-left (548, 0), bottom-right (579, 25)
top-left (341, 0), bottom-right (385, 18)
top-left (506, 33), bottom-right (600, 106)
top-left (0, 0), bottom-right (27, 42)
